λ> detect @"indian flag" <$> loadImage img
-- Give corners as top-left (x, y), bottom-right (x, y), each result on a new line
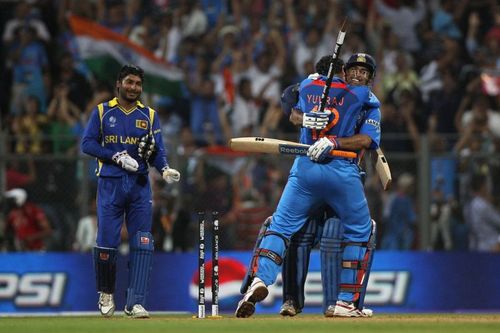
top-left (69, 15), bottom-right (183, 97)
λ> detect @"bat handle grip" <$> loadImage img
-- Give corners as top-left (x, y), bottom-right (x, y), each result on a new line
top-left (330, 150), bottom-right (357, 159)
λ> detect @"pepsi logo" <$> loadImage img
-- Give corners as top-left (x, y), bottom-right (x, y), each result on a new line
top-left (189, 258), bottom-right (247, 311)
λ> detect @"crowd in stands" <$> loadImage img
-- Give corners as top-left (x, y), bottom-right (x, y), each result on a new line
top-left (1, 0), bottom-right (500, 252)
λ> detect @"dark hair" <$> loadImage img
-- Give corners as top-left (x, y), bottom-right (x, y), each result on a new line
top-left (470, 174), bottom-right (487, 192)
top-left (238, 77), bottom-right (251, 95)
top-left (315, 56), bottom-right (344, 76)
top-left (117, 64), bottom-right (144, 83)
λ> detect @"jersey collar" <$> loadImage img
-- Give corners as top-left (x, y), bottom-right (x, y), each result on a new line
top-left (108, 97), bottom-right (145, 114)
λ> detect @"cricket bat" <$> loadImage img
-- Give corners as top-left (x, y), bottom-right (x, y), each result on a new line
top-left (229, 137), bottom-right (357, 159)
top-left (375, 148), bottom-right (392, 190)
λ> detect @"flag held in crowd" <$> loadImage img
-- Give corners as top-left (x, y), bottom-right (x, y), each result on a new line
top-left (69, 15), bottom-right (184, 97)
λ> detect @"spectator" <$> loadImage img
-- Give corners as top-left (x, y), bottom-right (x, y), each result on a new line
top-left (429, 178), bottom-right (453, 250)
top-left (155, 11), bottom-right (182, 64)
top-left (73, 200), bottom-right (97, 252)
top-left (6, 160), bottom-right (37, 190)
top-left (4, 188), bottom-right (52, 251)
top-left (374, 0), bottom-right (425, 53)
top-left (10, 95), bottom-right (48, 154)
top-left (464, 174), bottom-right (500, 252)
top-left (47, 83), bottom-right (83, 155)
top-left (458, 94), bottom-right (500, 138)
top-left (97, 0), bottom-right (132, 35)
top-left (2, 1), bottom-right (51, 44)
top-left (381, 173), bottom-right (416, 250)
top-left (382, 51), bottom-right (419, 102)
top-left (185, 55), bottom-right (225, 145)
top-left (177, 0), bottom-right (208, 38)
top-left (244, 48), bottom-right (284, 136)
top-left (230, 77), bottom-right (260, 137)
top-left (285, 0), bottom-right (337, 78)
top-left (7, 25), bottom-right (49, 115)
top-left (54, 52), bottom-right (92, 112)
top-left (427, 70), bottom-right (463, 135)
top-left (431, 0), bottom-right (463, 40)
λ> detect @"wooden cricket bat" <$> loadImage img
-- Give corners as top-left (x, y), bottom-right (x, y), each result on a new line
top-left (229, 137), bottom-right (357, 159)
top-left (375, 148), bottom-right (392, 190)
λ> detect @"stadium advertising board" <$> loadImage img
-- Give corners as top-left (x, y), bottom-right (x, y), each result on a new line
top-left (1, 252), bottom-right (499, 313)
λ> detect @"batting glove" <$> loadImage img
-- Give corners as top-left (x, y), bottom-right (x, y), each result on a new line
top-left (162, 166), bottom-right (181, 184)
top-left (138, 134), bottom-right (156, 160)
top-left (112, 150), bottom-right (139, 172)
top-left (302, 110), bottom-right (330, 129)
top-left (307, 137), bottom-right (340, 162)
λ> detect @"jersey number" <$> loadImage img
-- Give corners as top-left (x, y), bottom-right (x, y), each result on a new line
top-left (312, 107), bottom-right (339, 140)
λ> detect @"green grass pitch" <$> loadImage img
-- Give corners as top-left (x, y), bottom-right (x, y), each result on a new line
top-left (1, 314), bottom-right (500, 333)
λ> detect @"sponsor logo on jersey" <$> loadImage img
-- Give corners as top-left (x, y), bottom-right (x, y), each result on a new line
top-left (109, 116), bottom-right (117, 128)
top-left (140, 236), bottom-right (150, 245)
top-left (136, 120), bottom-right (148, 130)
top-left (365, 119), bottom-right (380, 129)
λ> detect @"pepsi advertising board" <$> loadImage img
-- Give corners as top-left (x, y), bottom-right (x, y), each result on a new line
top-left (1, 251), bottom-right (500, 313)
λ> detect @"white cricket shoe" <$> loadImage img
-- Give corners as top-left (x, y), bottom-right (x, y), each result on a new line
top-left (235, 277), bottom-right (269, 318)
top-left (329, 300), bottom-right (372, 317)
top-left (324, 302), bottom-right (373, 317)
top-left (279, 299), bottom-right (301, 317)
top-left (124, 304), bottom-right (150, 319)
top-left (98, 292), bottom-right (115, 317)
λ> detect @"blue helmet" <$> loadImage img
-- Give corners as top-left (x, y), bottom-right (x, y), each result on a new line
top-left (345, 53), bottom-right (376, 78)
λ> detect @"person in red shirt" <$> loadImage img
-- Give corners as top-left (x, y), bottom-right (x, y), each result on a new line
top-left (5, 188), bottom-right (52, 251)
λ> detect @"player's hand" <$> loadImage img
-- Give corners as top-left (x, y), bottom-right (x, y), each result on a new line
top-left (162, 167), bottom-right (181, 184)
top-left (138, 134), bottom-right (155, 160)
top-left (112, 151), bottom-right (139, 172)
top-left (307, 137), bottom-right (339, 162)
top-left (302, 110), bottom-right (330, 129)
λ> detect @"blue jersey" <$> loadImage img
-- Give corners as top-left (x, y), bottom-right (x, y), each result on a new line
top-left (295, 75), bottom-right (381, 151)
top-left (81, 97), bottom-right (169, 177)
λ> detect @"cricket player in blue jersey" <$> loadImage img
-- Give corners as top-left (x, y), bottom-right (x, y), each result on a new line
top-left (236, 53), bottom-right (380, 318)
top-left (279, 54), bottom-right (379, 317)
top-left (81, 64), bottom-right (180, 318)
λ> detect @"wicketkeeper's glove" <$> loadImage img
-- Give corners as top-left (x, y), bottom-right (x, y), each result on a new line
top-left (162, 166), bottom-right (181, 184)
top-left (112, 150), bottom-right (139, 172)
top-left (138, 134), bottom-right (156, 160)
top-left (307, 137), bottom-right (340, 162)
top-left (302, 110), bottom-right (331, 129)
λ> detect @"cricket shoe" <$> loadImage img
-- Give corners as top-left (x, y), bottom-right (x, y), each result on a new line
top-left (98, 292), bottom-right (115, 317)
top-left (279, 299), bottom-right (302, 317)
top-left (327, 300), bottom-right (372, 317)
top-left (235, 277), bottom-right (269, 318)
top-left (124, 304), bottom-right (150, 319)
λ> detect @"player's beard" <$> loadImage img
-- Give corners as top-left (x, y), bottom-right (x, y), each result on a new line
top-left (119, 88), bottom-right (141, 103)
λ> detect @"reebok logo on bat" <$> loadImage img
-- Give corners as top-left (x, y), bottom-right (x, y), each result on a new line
top-left (279, 145), bottom-right (307, 155)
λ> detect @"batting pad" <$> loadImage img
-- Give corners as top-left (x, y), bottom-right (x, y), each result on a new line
top-left (126, 231), bottom-right (154, 309)
top-left (339, 243), bottom-right (368, 302)
top-left (93, 246), bottom-right (118, 293)
top-left (320, 218), bottom-right (343, 312)
top-left (255, 233), bottom-right (288, 286)
top-left (282, 217), bottom-right (318, 309)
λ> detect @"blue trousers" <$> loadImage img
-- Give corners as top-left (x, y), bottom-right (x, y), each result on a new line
top-left (96, 174), bottom-right (152, 248)
top-left (257, 157), bottom-right (372, 285)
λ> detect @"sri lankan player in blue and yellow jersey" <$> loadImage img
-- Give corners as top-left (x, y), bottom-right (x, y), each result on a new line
top-left (236, 54), bottom-right (381, 318)
top-left (81, 64), bottom-right (180, 319)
